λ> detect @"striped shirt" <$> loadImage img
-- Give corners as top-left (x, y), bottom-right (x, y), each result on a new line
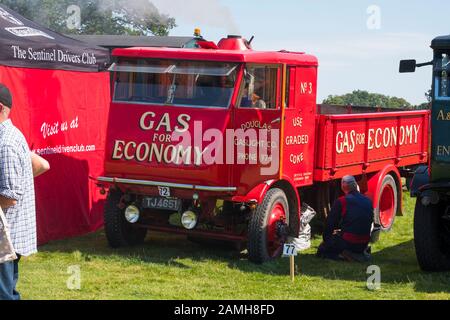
top-left (0, 119), bottom-right (36, 257)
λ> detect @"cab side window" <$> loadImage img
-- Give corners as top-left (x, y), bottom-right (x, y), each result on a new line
top-left (239, 65), bottom-right (279, 109)
top-left (436, 53), bottom-right (450, 99)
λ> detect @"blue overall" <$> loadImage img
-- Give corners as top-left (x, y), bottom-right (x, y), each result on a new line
top-left (318, 191), bottom-right (374, 259)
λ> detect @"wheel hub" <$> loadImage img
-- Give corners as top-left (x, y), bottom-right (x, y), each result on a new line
top-left (267, 203), bottom-right (287, 257)
top-left (276, 221), bottom-right (289, 239)
top-left (379, 184), bottom-right (395, 229)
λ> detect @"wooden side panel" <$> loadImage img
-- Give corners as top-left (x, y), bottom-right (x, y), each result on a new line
top-left (314, 111), bottom-right (430, 181)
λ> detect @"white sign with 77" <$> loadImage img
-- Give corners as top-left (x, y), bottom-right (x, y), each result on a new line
top-left (283, 243), bottom-right (298, 257)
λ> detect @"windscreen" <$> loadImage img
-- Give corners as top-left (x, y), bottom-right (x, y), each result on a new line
top-left (434, 52), bottom-right (450, 99)
top-left (111, 59), bottom-right (239, 108)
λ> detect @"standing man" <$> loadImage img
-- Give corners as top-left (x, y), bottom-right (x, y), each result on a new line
top-left (317, 175), bottom-right (374, 261)
top-left (0, 84), bottom-right (49, 300)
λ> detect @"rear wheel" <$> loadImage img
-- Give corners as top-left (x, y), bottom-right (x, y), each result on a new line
top-left (374, 175), bottom-right (398, 231)
top-left (248, 188), bottom-right (289, 264)
top-left (104, 189), bottom-right (147, 248)
top-left (414, 200), bottom-right (450, 271)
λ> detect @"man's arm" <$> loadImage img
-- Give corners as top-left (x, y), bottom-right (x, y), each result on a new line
top-left (31, 153), bottom-right (50, 178)
top-left (257, 100), bottom-right (267, 109)
top-left (0, 145), bottom-right (23, 210)
top-left (323, 200), bottom-right (342, 242)
top-left (0, 196), bottom-right (17, 210)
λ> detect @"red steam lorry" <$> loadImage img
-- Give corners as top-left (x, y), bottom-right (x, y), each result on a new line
top-left (97, 35), bottom-right (430, 264)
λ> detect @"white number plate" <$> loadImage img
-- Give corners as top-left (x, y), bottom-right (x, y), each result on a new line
top-left (158, 186), bottom-right (171, 197)
top-left (283, 244), bottom-right (298, 257)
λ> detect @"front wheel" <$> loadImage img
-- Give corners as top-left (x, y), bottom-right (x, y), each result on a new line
top-left (104, 189), bottom-right (147, 248)
top-left (248, 188), bottom-right (289, 264)
top-left (414, 199), bottom-right (450, 271)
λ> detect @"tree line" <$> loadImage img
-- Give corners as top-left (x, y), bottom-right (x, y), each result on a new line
top-left (323, 90), bottom-right (431, 110)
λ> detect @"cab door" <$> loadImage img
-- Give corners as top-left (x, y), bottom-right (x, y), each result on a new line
top-left (280, 65), bottom-right (317, 187)
top-left (232, 64), bottom-right (283, 195)
top-left (431, 51), bottom-right (450, 181)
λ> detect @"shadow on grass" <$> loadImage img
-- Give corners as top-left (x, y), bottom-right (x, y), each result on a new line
top-left (297, 240), bottom-right (450, 294)
top-left (39, 230), bottom-right (450, 294)
top-left (39, 229), bottom-right (245, 269)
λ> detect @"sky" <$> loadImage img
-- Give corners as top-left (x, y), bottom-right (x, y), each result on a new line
top-left (150, 0), bottom-right (450, 105)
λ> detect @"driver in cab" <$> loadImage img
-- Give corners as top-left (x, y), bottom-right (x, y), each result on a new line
top-left (251, 88), bottom-right (266, 109)
top-left (241, 87), bottom-right (267, 109)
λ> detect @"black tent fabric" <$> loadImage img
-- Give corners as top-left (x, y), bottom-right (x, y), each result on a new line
top-left (0, 4), bottom-right (109, 71)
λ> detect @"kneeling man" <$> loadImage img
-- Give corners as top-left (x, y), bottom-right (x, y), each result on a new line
top-left (317, 175), bottom-right (373, 261)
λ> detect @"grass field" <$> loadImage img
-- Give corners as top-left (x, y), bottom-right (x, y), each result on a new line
top-left (18, 193), bottom-right (450, 300)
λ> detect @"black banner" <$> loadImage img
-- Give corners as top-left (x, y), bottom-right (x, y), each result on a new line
top-left (0, 4), bottom-right (109, 72)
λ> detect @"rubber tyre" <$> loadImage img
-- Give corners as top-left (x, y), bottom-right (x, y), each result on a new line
top-left (248, 188), bottom-right (289, 264)
top-left (414, 200), bottom-right (450, 272)
top-left (104, 189), bottom-right (147, 248)
top-left (374, 175), bottom-right (398, 232)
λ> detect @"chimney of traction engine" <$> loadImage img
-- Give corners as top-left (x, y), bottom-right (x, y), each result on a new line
top-left (217, 35), bottom-right (252, 51)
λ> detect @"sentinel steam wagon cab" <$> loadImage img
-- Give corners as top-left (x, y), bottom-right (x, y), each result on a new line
top-left (97, 35), bottom-right (430, 263)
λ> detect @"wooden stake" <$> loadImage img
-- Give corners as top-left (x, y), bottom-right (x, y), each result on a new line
top-left (290, 256), bottom-right (295, 282)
